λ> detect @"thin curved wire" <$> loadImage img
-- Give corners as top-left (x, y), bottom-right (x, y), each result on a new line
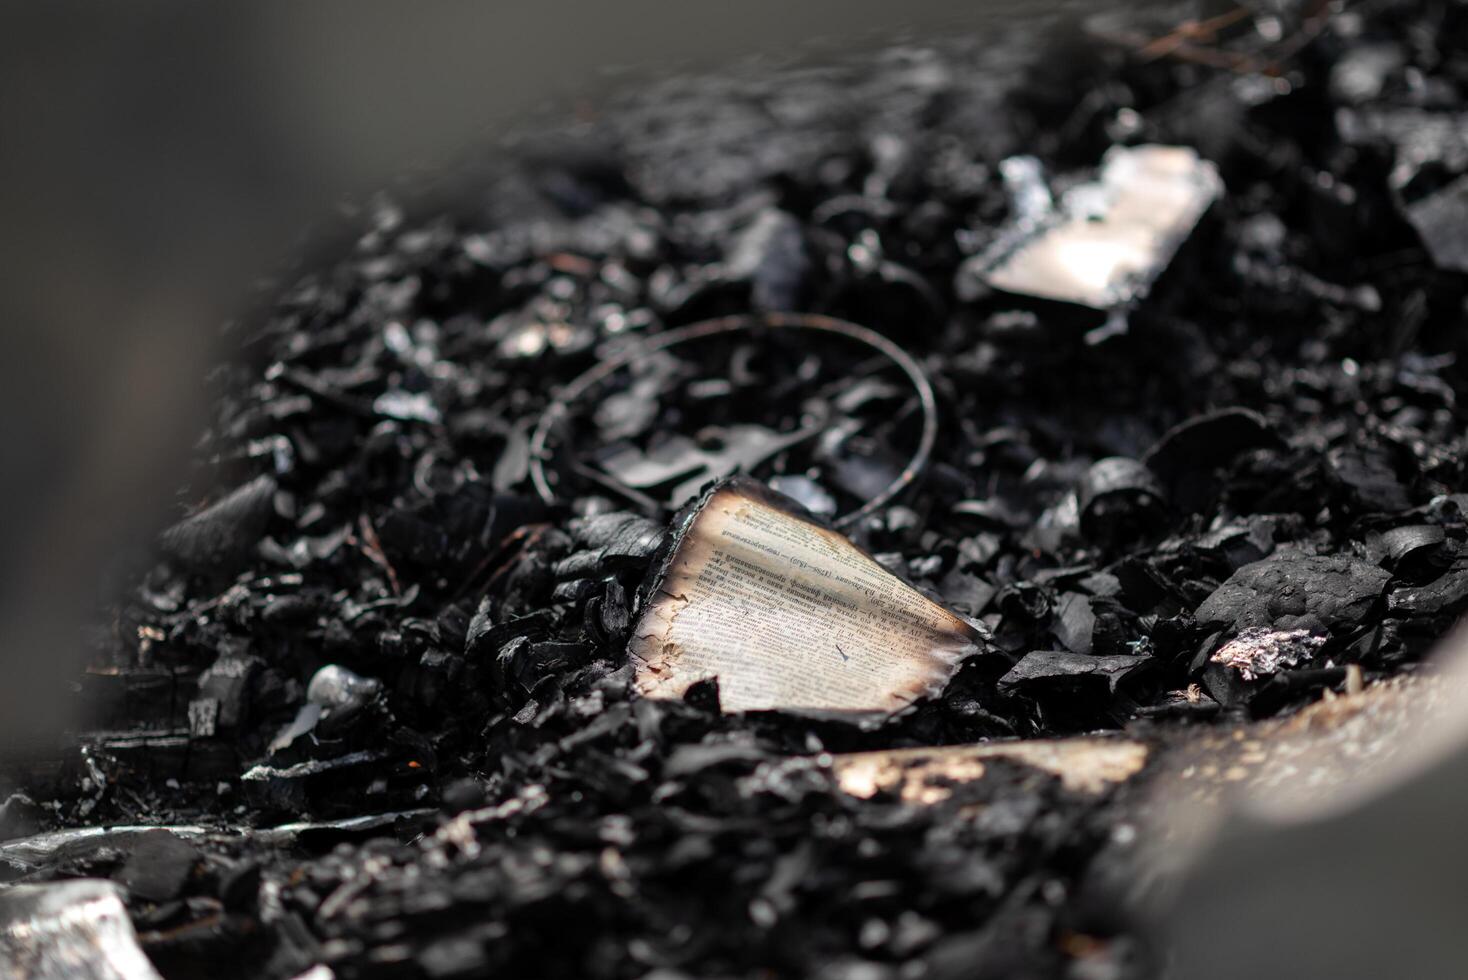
top-left (528, 312), bottom-right (937, 529)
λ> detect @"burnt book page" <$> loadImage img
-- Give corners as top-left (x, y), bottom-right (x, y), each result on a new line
top-left (630, 478), bottom-right (980, 715)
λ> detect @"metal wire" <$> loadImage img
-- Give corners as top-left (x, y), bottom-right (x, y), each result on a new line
top-left (528, 313), bottom-right (937, 529)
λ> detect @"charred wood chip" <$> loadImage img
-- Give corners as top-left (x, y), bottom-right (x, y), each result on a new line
top-left (998, 650), bottom-right (1150, 694)
top-left (1135, 685), bottom-right (1219, 720)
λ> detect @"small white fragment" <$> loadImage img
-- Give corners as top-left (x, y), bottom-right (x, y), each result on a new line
top-left (1211, 627), bottom-right (1326, 681)
top-left (972, 145), bottom-right (1223, 309)
top-left (307, 665), bottom-right (381, 714)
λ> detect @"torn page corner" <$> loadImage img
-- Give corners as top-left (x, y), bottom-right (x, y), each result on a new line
top-left (628, 476), bottom-right (981, 715)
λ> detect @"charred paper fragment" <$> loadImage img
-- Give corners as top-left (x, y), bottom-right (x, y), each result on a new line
top-left (0, 879), bottom-right (163, 980)
top-left (629, 477), bottom-right (982, 717)
top-left (962, 145), bottom-right (1222, 309)
top-left (832, 739), bottom-right (1148, 804)
top-left (1210, 627), bottom-right (1326, 682)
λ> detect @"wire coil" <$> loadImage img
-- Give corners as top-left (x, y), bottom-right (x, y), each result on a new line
top-left (528, 312), bottom-right (937, 529)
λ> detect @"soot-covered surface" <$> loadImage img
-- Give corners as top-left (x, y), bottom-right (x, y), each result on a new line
top-left (6, 2), bottom-right (1468, 978)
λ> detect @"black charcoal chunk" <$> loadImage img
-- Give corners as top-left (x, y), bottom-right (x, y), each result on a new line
top-left (1406, 175), bottom-right (1468, 272)
top-left (465, 609), bottom-right (555, 659)
top-left (940, 569), bottom-right (996, 617)
top-left (565, 512), bottom-right (665, 560)
top-left (0, 794), bottom-right (41, 842)
top-left (1194, 554), bottom-right (1391, 636)
top-left (189, 651), bottom-right (262, 737)
top-left (1144, 409), bottom-right (1281, 513)
top-left (1193, 519), bottom-right (1275, 570)
top-left (1051, 593), bottom-right (1096, 655)
top-left (1198, 660), bottom-right (1253, 709)
top-left (160, 474), bottom-right (277, 570)
top-left (1326, 447), bottom-right (1411, 514)
top-left (114, 829), bottom-right (200, 903)
top-left (597, 578), bottom-right (631, 639)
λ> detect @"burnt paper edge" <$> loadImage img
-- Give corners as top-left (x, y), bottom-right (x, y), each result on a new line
top-left (628, 474), bottom-right (985, 726)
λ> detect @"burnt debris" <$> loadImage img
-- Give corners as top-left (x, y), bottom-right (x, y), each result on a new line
top-left (7, 2), bottom-right (1468, 979)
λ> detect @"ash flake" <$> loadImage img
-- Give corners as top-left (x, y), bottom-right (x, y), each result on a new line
top-left (1211, 627), bottom-right (1326, 681)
